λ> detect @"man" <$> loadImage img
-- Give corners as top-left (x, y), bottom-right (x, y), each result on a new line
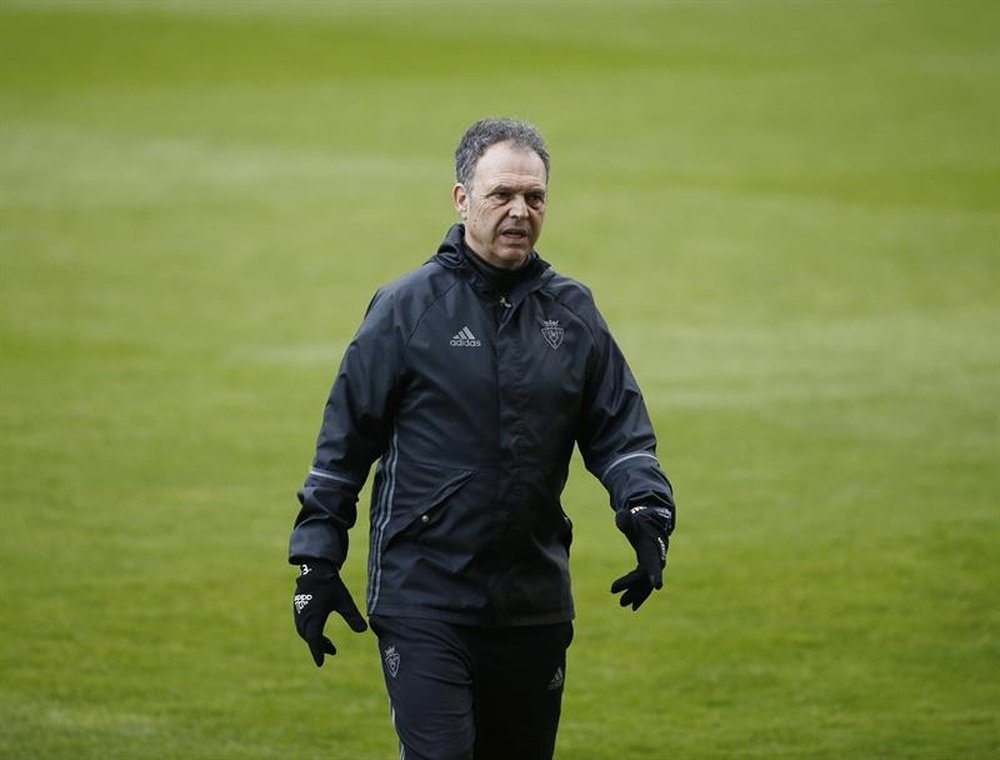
top-left (290, 118), bottom-right (675, 759)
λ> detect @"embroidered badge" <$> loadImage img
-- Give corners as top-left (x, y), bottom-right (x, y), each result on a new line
top-left (541, 319), bottom-right (564, 350)
top-left (383, 645), bottom-right (400, 678)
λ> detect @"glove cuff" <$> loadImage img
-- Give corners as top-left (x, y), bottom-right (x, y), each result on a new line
top-left (297, 559), bottom-right (338, 580)
top-left (616, 504), bottom-right (675, 535)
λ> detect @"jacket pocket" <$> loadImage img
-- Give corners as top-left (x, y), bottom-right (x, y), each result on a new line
top-left (382, 465), bottom-right (474, 548)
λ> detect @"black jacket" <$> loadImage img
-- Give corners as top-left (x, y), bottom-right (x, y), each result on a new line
top-left (290, 224), bottom-right (674, 626)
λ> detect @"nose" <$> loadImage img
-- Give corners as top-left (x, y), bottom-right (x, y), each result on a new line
top-left (508, 195), bottom-right (528, 218)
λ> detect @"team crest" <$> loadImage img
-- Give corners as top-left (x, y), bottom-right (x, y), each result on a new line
top-left (383, 645), bottom-right (400, 678)
top-left (541, 319), bottom-right (564, 350)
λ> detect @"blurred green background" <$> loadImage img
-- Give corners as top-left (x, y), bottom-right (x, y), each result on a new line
top-left (1, 1), bottom-right (997, 758)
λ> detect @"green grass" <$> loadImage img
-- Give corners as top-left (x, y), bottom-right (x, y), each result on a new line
top-left (1, 1), bottom-right (998, 757)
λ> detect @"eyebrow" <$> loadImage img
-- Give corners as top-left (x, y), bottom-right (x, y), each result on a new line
top-left (488, 183), bottom-right (547, 195)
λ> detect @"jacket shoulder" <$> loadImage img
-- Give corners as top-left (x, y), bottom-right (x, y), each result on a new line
top-left (376, 261), bottom-right (458, 304)
top-left (366, 262), bottom-right (460, 318)
top-left (541, 270), bottom-right (603, 333)
top-left (363, 262), bottom-right (459, 342)
top-left (543, 271), bottom-right (596, 305)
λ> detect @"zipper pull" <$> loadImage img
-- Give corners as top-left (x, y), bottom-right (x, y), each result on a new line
top-left (499, 296), bottom-right (512, 309)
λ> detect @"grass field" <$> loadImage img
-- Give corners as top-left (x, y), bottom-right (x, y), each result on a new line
top-left (1, 1), bottom-right (998, 758)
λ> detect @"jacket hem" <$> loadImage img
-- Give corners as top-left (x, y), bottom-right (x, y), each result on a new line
top-left (370, 602), bottom-right (575, 628)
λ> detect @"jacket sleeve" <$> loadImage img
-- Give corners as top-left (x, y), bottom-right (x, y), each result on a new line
top-left (576, 299), bottom-right (674, 515)
top-left (288, 289), bottom-right (406, 567)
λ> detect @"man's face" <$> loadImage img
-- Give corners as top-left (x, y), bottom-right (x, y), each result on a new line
top-left (453, 141), bottom-right (548, 270)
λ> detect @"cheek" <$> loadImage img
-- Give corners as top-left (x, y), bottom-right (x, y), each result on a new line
top-left (471, 217), bottom-right (498, 243)
top-left (473, 206), bottom-right (501, 231)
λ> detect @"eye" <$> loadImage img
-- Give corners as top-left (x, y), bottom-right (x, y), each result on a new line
top-left (527, 193), bottom-right (546, 208)
top-left (493, 191), bottom-right (512, 203)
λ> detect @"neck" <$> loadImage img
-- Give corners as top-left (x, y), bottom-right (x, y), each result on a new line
top-left (463, 236), bottom-right (528, 272)
top-left (460, 241), bottom-right (536, 293)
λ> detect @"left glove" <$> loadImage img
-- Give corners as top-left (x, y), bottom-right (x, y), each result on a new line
top-left (611, 505), bottom-right (675, 611)
top-left (293, 561), bottom-right (368, 667)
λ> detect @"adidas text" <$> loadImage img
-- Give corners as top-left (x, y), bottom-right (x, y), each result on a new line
top-left (450, 326), bottom-right (481, 347)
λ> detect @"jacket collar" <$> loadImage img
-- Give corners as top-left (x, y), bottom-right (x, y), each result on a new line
top-left (431, 223), bottom-right (554, 302)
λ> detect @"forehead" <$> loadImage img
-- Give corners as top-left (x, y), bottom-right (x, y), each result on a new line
top-left (472, 141), bottom-right (547, 189)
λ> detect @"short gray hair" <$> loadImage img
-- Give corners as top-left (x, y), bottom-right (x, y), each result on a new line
top-left (454, 118), bottom-right (550, 189)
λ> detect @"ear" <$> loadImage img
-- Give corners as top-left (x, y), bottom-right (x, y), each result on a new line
top-left (452, 183), bottom-right (469, 219)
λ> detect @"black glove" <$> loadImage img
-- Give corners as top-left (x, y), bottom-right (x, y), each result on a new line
top-left (611, 504), bottom-right (675, 611)
top-left (293, 561), bottom-right (368, 667)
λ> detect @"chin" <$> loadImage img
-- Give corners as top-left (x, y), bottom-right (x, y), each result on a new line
top-left (500, 241), bottom-right (533, 257)
top-left (494, 250), bottom-right (530, 268)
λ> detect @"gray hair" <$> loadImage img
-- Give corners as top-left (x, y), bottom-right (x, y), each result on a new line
top-left (454, 118), bottom-right (550, 190)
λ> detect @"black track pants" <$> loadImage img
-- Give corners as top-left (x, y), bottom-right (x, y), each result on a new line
top-left (370, 616), bottom-right (573, 760)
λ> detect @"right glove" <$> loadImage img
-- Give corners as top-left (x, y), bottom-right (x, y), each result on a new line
top-left (293, 561), bottom-right (368, 667)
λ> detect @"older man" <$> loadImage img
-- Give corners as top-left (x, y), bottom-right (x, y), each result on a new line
top-left (290, 118), bottom-right (675, 760)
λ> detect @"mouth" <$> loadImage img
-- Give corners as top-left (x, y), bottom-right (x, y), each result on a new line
top-left (499, 228), bottom-right (529, 244)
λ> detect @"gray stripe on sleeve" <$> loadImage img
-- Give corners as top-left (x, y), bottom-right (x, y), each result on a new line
top-left (600, 451), bottom-right (660, 481)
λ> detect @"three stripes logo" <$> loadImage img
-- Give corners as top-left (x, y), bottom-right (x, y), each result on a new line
top-left (450, 326), bottom-right (482, 347)
top-left (547, 666), bottom-right (564, 691)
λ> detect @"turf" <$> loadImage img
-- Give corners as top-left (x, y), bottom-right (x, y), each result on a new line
top-left (1, 1), bottom-right (997, 758)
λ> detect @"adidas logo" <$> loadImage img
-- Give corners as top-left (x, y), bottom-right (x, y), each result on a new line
top-left (293, 594), bottom-right (312, 614)
top-left (547, 666), bottom-right (564, 691)
top-left (449, 326), bottom-right (481, 347)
